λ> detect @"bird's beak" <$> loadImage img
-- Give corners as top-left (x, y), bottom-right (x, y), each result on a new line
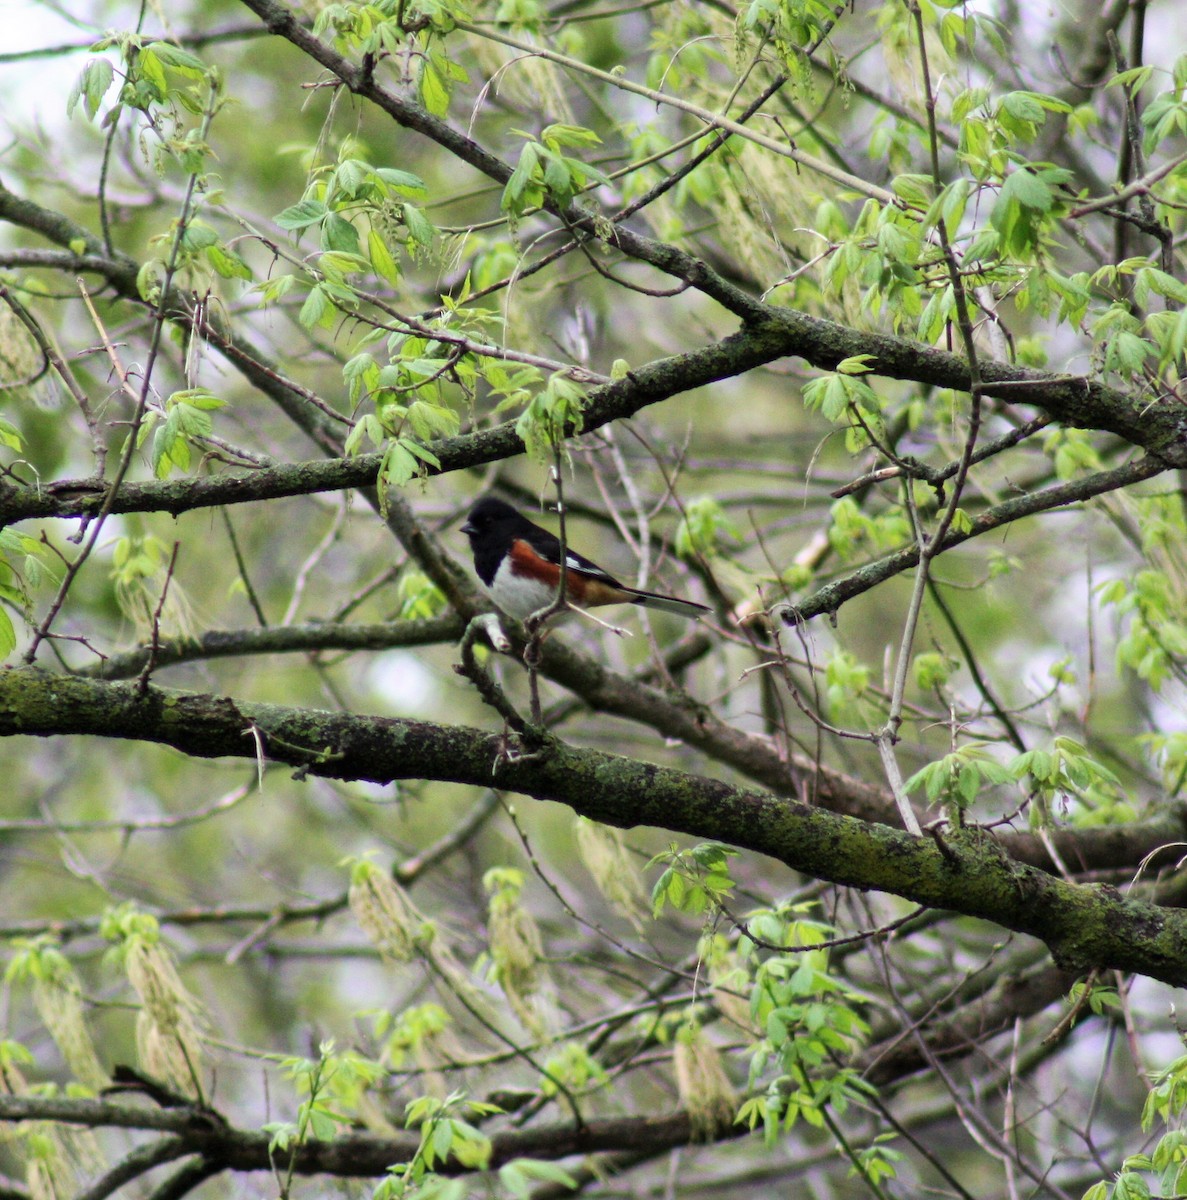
top-left (460, 520), bottom-right (476, 536)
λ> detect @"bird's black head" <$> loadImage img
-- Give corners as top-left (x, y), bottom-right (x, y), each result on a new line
top-left (461, 496), bottom-right (520, 540)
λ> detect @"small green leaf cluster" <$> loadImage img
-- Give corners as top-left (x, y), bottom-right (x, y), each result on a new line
top-left (849, 1135), bottom-right (905, 1188)
top-left (988, 164), bottom-right (1072, 259)
top-left (670, 494), bottom-right (760, 600)
top-left (1025, 739), bottom-right (1121, 810)
top-left (275, 155), bottom-right (430, 272)
top-left (374, 1091), bottom-right (498, 1200)
top-left (802, 356), bottom-right (884, 452)
top-left (826, 496), bottom-right (911, 560)
top-left (1084, 1045), bottom-right (1187, 1200)
top-left (71, 36), bottom-right (220, 194)
top-left (313, 3), bottom-right (467, 117)
top-left (108, 535), bottom-right (175, 636)
top-left (823, 648), bottom-right (871, 722)
top-left (495, 1158), bottom-right (579, 1200)
top-left (539, 1042), bottom-right (609, 1099)
top-left (947, 80), bottom-right (1075, 256)
top-left (1066, 979), bottom-right (1121, 1018)
top-left (929, 0), bottom-right (1007, 59)
top-left (736, 905), bottom-right (876, 1148)
top-left (71, 36), bottom-right (210, 126)
top-left (649, 843), bottom-right (738, 918)
top-left (341, 320), bottom-right (481, 498)
top-left (139, 210), bottom-right (250, 301)
top-left (171, 219), bottom-right (252, 282)
top-left (903, 742), bottom-right (1014, 812)
top-left (501, 125), bottom-right (611, 216)
top-left (66, 57), bottom-right (115, 122)
top-left (913, 650), bottom-right (958, 691)
top-left (342, 356), bottom-right (454, 493)
top-left (1136, 55), bottom-right (1187, 156)
top-left (904, 737), bottom-right (1123, 820)
top-left (4, 936), bottom-right (73, 988)
top-left (819, 204), bottom-right (926, 333)
top-left (1041, 427), bottom-right (1103, 480)
top-left (1087, 261), bottom-right (1187, 378)
top-left (1098, 571), bottom-right (1187, 693)
top-left (98, 901), bottom-right (161, 951)
top-left (0, 528), bottom-right (54, 660)
top-left (674, 496), bottom-right (741, 560)
top-left (1091, 303), bottom-right (1154, 382)
top-left (272, 157), bottom-right (435, 334)
top-left (345, 345), bottom-right (462, 436)
top-left (394, 569), bottom-right (447, 619)
top-left (370, 1004), bottom-right (451, 1071)
top-left (138, 387), bottom-right (226, 478)
top-left (1131, 493), bottom-right (1187, 559)
top-left (265, 1039), bottom-right (388, 1150)
top-left (739, 0), bottom-right (836, 74)
top-left (513, 371), bottom-right (587, 463)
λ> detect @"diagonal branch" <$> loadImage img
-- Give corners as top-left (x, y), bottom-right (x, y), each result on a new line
top-left (4, 668), bottom-right (1187, 986)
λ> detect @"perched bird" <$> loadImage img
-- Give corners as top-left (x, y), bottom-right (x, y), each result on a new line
top-left (461, 496), bottom-right (710, 622)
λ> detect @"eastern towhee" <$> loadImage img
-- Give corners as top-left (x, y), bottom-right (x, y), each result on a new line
top-left (461, 497), bottom-right (710, 622)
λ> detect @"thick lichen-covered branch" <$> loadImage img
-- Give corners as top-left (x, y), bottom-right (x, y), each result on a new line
top-left (4, 667), bottom-right (1187, 986)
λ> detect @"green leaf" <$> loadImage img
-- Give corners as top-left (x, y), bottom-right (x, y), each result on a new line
top-left (333, 158), bottom-right (368, 199)
top-left (1002, 168), bottom-right (1054, 213)
top-left (67, 57), bottom-right (115, 120)
top-left (169, 388), bottom-right (226, 412)
top-left (502, 142), bottom-right (543, 213)
top-left (0, 606), bottom-right (15, 660)
top-left (136, 261), bottom-right (163, 303)
top-left (497, 1159), bottom-right (578, 1199)
top-left (0, 417), bottom-right (23, 452)
top-left (890, 173), bottom-right (933, 207)
top-left (399, 437), bottom-right (441, 470)
top-left (146, 41), bottom-right (207, 77)
top-left (275, 198), bottom-right (328, 232)
top-left (137, 49), bottom-right (168, 99)
top-left (204, 243), bottom-right (253, 280)
top-left (375, 168), bottom-right (427, 195)
top-left (321, 212), bottom-right (360, 254)
top-left (542, 149), bottom-right (574, 201)
top-left (299, 284), bottom-right (332, 329)
top-left (402, 203), bottom-right (435, 247)
top-left (420, 57), bottom-right (450, 117)
top-left (541, 123), bottom-right (602, 149)
top-left (368, 229), bottom-right (400, 284)
top-left (1108, 65), bottom-right (1154, 92)
top-left (378, 440), bottom-right (420, 491)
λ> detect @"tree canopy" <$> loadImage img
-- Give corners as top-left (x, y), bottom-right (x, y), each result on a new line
top-left (1, 0), bottom-right (1187, 1198)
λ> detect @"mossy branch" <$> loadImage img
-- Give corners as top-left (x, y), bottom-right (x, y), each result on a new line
top-left (4, 667), bottom-right (1187, 987)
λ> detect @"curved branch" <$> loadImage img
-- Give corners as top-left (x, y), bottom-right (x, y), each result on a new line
top-left (787, 455), bottom-right (1169, 622)
top-left (0, 356), bottom-right (1172, 549)
top-left (83, 615), bottom-right (464, 680)
top-left (234, 0), bottom-right (767, 323)
top-left (76, 1137), bottom-right (192, 1200)
top-left (0, 1094), bottom-right (725, 1177)
top-left (72, 606), bottom-right (1187, 884)
top-left (4, 668), bottom-right (1187, 986)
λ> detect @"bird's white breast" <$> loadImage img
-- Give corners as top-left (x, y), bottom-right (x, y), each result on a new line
top-left (488, 555), bottom-right (562, 620)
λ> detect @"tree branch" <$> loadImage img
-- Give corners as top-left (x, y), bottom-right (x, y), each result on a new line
top-left (4, 668), bottom-right (1187, 986)
top-left (83, 615), bottom-right (464, 680)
